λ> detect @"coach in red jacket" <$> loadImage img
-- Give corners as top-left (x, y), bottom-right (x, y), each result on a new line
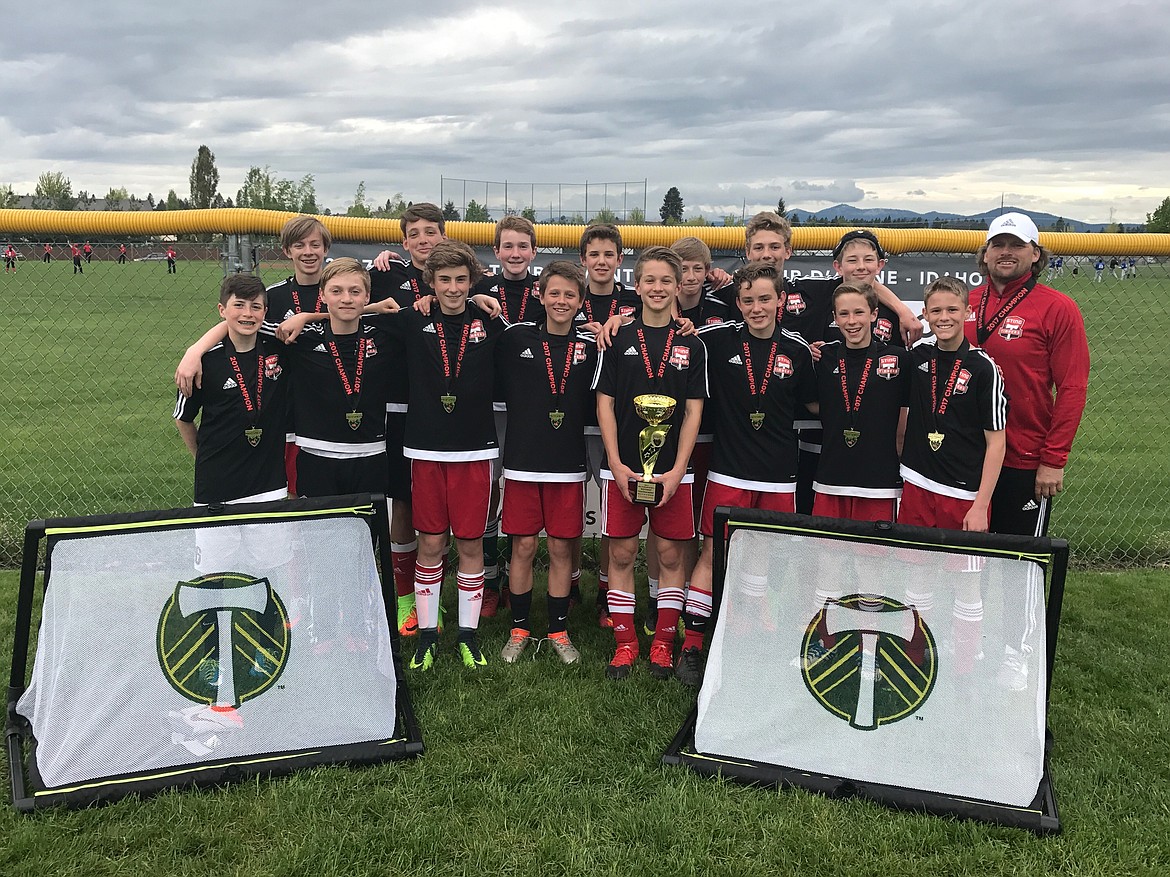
top-left (967, 212), bottom-right (1089, 691)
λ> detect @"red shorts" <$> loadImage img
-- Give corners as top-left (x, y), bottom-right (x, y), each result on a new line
top-left (811, 492), bottom-right (897, 523)
top-left (700, 480), bottom-right (795, 538)
top-left (690, 441), bottom-right (712, 520)
top-left (602, 478), bottom-right (694, 541)
top-left (411, 459), bottom-right (493, 540)
top-left (284, 441), bottom-right (299, 496)
top-left (898, 481), bottom-right (985, 531)
top-left (501, 479), bottom-right (585, 539)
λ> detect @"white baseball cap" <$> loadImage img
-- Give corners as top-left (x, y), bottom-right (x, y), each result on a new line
top-left (986, 212), bottom-right (1039, 244)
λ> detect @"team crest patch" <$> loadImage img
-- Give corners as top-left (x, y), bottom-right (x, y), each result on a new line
top-left (954, 369), bottom-right (971, 394)
top-left (773, 354), bottom-right (794, 378)
top-left (619, 306), bottom-right (636, 317)
top-left (876, 355), bottom-right (900, 379)
top-left (669, 346), bottom-right (690, 370)
top-left (573, 342), bottom-right (588, 364)
top-left (874, 318), bottom-right (893, 342)
top-left (264, 355), bottom-right (282, 379)
top-left (786, 293), bottom-right (806, 314)
top-left (469, 319), bottom-right (487, 342)
top-left (705, 316), bottom-right (724, 325)
top-left (999, 316), bottom-right (1025, 341)
top-left (366, 339), bottom-right (378, 357)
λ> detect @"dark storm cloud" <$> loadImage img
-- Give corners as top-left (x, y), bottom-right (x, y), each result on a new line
top-left (3, 0), bottom-right (1168, 221)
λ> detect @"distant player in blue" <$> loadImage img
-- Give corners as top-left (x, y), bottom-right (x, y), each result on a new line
top-left (1094, 258), bottom-right (1105, 282)
top-left (1127, 256), bottom-right (1137, 278)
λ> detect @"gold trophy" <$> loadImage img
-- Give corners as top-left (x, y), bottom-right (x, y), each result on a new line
top-left (631, 394), bottom-right (677, 505)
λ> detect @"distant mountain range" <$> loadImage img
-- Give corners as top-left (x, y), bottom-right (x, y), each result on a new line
top-left (784, 204), bottom-right (1117, 232)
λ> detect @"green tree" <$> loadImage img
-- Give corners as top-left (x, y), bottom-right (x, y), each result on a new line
top-left (166, 189), bottom-right (183, 211)
top-left (0, 183), bottom-right (18, 209)
top-left (296, 175), bottom-right (317, 213)
top-left (776, 197), bottom-right (787, 217)
top-left (443, 200), bottom-right (461, 221)
top-left (464, 200), bottom-right (490, 222)
top-left (593, 207), bottom-right (619, 224)
top-left (347, 181), bottom-right (371, 217)
top-left (188, 145), bottom-right (219, 209)
top-left (375, 192), bottom-right (408, 219)
top-left (34, 171), bottom-right (75, 210)
top-left (628, 207), bottom-right (645, 224)
top-left (682, 214), bottom-right (709, 226)
top-left (104, 186), bottom-right (128, 210)
top-left (236, 166), bottom-right (275, 209)
top-left (660, 186), bottom-right (684, 223)
top-left (1146, 196), bottom-right (1170, 233)
top-left (520, 205), bottom-right (537, 223)
top-left (723, 214), bottom-right (744, 227)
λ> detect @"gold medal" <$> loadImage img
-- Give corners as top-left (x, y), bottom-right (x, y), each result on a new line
top-left (549, 410), bottom-right (564, 429)
top-left (750, 412), bottom-right (765, 430)
top-left (244, 427), bottom-right (263, 447)
top-left (928, 431), bottom-right (945, 452)
top-left (843, 428), bottom-right (861, 448)
top-left (441, 394), bottom-right (457, 414)
top-left (346, 411), bottom-right (363, 430)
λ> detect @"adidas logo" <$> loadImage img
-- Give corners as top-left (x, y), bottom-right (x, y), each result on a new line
top-left (520, 348), bottom-right (533, 359)
top-left (729, 354), bottom-right (743, 365)
top-left (283, 309), bottom-right (295, 321)
top-left (400, 281), bottom-right (412, 290)
top-left (1022, 499), bottom-right (1039, 511)
top-left (423, 324), bottom-right (437, 333)
top-left (832, 366), bottom-right (840, 374)
top-left (313, 343), bottom-right (328, 353)
top-left (624, 346), bottom-right (638, 356)
top-left (919, 362), bottom-right (930, 372)
top-left (222, 378), bottom-right (238, 389)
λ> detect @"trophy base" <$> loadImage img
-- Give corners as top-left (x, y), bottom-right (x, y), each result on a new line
top-left (630, 479), bottom-right (663, 506)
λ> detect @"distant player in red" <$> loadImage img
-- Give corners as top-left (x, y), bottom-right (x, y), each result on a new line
top-left (71, 242), bottom-right (83, 274)
top-left (118, 243), bottom-right (128, 264)
top-left (167, 246), bottom-right (177, 274)
top-left (83, 241), bottom-right (93, 263)
top-left (42, 243), bottom-right (52, 264)
top-left (4, 244), bottom-right (16, 273)
top-left (966, 212), bottom-right (1088, 691)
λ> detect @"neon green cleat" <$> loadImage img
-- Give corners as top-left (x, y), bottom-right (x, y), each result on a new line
top-left (397, 594), bottom-right (418, 637)
top-left (458, 632), bottom-right (487, 669)
top-left (409, 639), bottom-right (437, 671)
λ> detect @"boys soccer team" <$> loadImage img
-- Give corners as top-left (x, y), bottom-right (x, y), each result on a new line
top-left (175, 205), bottom-right (1083, 687)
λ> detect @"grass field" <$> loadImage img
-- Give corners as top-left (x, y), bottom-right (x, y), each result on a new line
top-left (1, 256), bottom-right (1168, 566)
top-left (1, 566), bottom-right (1168, 876)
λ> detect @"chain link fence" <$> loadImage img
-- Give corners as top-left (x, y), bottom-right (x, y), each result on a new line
top-left (0, 230), bottom-right (1166, 568)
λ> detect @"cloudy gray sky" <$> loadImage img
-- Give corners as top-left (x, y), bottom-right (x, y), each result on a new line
top-left (3, 0), bottom-right (1168, 223)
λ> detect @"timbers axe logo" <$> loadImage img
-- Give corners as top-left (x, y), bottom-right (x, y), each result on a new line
top-left (801, 594), bottom-right (936, 731)
top-left (158, 572), bottom-right (290, 710)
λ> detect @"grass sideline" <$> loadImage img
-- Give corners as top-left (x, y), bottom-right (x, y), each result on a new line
top-left (1, 567), bottom-right (1169, 876)
top-left (1, 257), bottom-right (1168, 567)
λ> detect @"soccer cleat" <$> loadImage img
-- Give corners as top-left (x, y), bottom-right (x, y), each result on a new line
top-left (642, 605), bottom-right (658, 638)
top-left (997, 646), bottom-right (1028, 691)
top-left (397, 594), bottom-right (419, 637)
top-left (409, 639), bottom-right (438, 672)
top-left (546, 631), bottom-right (581, 665)
top-left (500, 628), bottom-right (531, 664)
top-left (458, 632), bottom-right (488, 669)
top-left (649, 640), bottom-right (674, 680)
top-left (597, 604), bottom-right (614, 629)
top-left (481, 587), bottom-right (501, 619)
top-left (605, 643), bottom-right (639, 680)
top-left (674, 646), bottom-right (703, 687)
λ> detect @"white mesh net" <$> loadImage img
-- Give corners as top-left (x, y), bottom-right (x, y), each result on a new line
top-left (696, 527), bottom-right (1048, 807)
top-left (18, 514), bottom-right (398, 790)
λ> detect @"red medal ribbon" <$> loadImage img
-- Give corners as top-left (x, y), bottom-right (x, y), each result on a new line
top-left (976, 274), bottom-right (1035, 344)
top-left (930, 353), bottom-right (965, 419)
top-left (583, 294), bottom-right (620, 324)
top-left (743, 339), bottom-right (778, 411)
top-left (434, 316), bottom-right (471, 392)
top-left (542, 338), bottom-right (574, 400)
top-left (838, 353), bottom-right (874, 429)
top-left (328, 336), bottom-right (366, 408)
top-left (637, 327), bottom-right (677, 385)
top-left (289, 281), bottom-right (322, 315)
top-left (227, 349), bottom-right (263, 423)
top-left (499, 279), bottom-right (534, 323)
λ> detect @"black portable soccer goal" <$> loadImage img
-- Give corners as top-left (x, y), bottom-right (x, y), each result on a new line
top-left (7, 494), bottom-right (423, 810)
top-left (663, 508), bottom-right (1066, 834)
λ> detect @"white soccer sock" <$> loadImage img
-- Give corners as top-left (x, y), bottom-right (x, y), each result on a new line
top-left (457, 570), bottom-right (485, 630)
top-left (414, 561), bottom-right (444, 629)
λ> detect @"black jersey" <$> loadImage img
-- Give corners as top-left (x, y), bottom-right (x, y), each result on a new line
top-left (263, 276), bottom-right (322, 337)
top-left (283, 321), bottom-right (394, 457)
top-left (370, 257), bottom-right (432, 410)
top-left (594, 320), bottom-right (708, 478)
top-left (376, 303), bottom-right (504, 462)
top-left (814, 340), bottom-right (911, 497)
top-left (476, 271), bottom-right (544, 325)
top-left (901, 339), bottom-right (1008, 499)
top-left (574, 280), bottom-right (640, 327)
top-left (173, 337), bottom-right (289, 504)
top-left (698, 322), bottom-right (817, 489)
top-left (497, 322), bottom-right (599, 481)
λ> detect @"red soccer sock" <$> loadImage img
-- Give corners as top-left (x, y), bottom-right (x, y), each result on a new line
top-left (608, 588), bottom-right (637, 647)
top-left (391, 541), bottom-right (418, 599)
